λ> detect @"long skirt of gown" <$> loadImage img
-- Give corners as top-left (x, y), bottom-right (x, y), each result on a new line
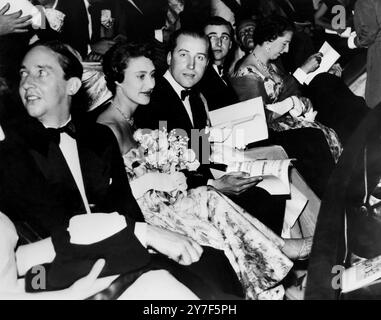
top-left (270, 114), bottom-right (343, 163)
top-left (137, 186), bottom-right (293, 300)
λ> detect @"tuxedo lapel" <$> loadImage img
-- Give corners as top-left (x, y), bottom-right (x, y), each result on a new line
top-left (160, 78), bottom-right (195, 132)
top-left (28, 142), bottom-right (87, 215)
top-left (75, 128), bottom-right (110, 210)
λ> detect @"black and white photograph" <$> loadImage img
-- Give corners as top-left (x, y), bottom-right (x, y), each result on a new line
top-left (0, 0), bottom-right (380, 306)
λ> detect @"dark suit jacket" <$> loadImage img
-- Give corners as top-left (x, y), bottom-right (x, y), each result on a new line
top-left (198, 64), bottom-right (238, 111)
top-left (0, 115), bottom-right (144, 239)
top-left (0, 114), bottom-right (243, 299)
top-left (134, 76), bottom-right (287, 234)
top-left (134, 76), bottom-right (213, 188)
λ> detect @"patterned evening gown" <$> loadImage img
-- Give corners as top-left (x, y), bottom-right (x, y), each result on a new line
top-left (231, 63), bottom-right (343, 162)
top-left (123, 149), bottom-right (293, 300)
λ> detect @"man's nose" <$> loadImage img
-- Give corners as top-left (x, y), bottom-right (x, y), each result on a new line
top-left (187, 57), bottom-right (195, 70)
top-left (21, 74), bottom-right (37, 90)
top-left (216, 37), bottom-right (222, 46)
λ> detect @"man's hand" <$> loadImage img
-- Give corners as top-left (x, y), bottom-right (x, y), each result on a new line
top-left (90, 39), bottom-right (116, 56)
top-left (211, 172), bottom-right (263, 196)
top-left (300, 53), bottom-right (323, 74)
top-left (0, 3), bottom-right (32, 36)
top-left (146, 225), bottom-right (203, 265)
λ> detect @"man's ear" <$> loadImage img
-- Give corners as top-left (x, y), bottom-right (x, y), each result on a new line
top-left (167, 51), bottom-right (172, 66)
top-left (66, 77), bottom-right (82, 96)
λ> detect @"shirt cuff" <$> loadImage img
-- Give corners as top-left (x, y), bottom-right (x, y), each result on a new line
top-left (154, 29), bottom-right (164, 43)
top-left (293, 68), bottom-right (308, 85)
top-left (348, 36), bottom-right (357, 49)
top-left (134, 222), bottom-right (147, 248)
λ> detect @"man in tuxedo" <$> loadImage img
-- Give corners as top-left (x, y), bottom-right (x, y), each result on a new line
top-left (199, 16), bottom-right (238, 111)
top-left (0, 40), bottom-right (243, 299)
top-left (134, 29), bottom-right (287, 234)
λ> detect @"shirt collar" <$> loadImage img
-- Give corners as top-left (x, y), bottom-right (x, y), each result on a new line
top-left (163, 70), bottom-right (188, 101)
top-left (43, 116), bottom-right (72, 129)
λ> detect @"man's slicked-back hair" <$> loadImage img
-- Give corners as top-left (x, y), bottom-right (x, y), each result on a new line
top-left (102, 41), bottom-right (154, 95)
top-left (28, 40), bottom-right (83, 80)
top-left (167, 29), bottom-right (210, 55)
top-left (204, 16), bottom-right (234, 38)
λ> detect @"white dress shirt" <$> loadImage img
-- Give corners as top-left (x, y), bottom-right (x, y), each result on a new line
top-left (213, 64), bottom-right (228, 86)
top-left (45, 118), bottom-right (147, 246)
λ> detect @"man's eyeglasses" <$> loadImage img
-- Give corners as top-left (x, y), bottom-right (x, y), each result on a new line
top-left (207, 35), bottom-right (231, 43)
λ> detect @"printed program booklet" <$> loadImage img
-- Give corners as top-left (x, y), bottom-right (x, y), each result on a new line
top-left (209, 97), bottom-right (268, 149)
top-left (211, 159), bottom-right (293, 195)
top-left (342, 254), bottom-right (381, 293)
top-left (304, 41), bottom-right (341, 85)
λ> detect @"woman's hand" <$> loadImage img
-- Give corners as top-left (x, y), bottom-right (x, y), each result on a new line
top-left (300, 53), bottom-right (323, 74)
top-left (328, 63), bottom-right (343, 78)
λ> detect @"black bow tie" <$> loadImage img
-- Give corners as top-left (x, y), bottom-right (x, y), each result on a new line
top-left (181, 89), bottom-right (192, 101)
top-left (46, 121), bottom-right (76, 144)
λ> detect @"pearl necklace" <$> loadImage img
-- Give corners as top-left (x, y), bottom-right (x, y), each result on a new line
top-left (111, 102), bottom-right (134, 126)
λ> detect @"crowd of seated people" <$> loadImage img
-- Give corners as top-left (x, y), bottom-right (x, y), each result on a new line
top-left (0, 0), bottom-right (377, 301)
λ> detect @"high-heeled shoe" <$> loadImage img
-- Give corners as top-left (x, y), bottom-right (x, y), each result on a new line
top-left (281, 237), bottom-right (313, 260)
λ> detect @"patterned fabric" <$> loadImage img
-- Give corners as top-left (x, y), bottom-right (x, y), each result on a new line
top-left (234, 65), bottom-right (343, 162)
top-left (135, 184), bottom-right (293, 300)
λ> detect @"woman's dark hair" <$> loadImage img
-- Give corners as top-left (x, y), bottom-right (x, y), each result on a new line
top-left (102, 42), bottom-right (154, 95)
top-left (253, 15), bottom-right (295, 46)
top-left (28, 40), bottom-right (83, 80)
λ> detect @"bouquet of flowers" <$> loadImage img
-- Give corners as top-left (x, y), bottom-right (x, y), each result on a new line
top-left (123, 128), bottom-right (200, 203)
